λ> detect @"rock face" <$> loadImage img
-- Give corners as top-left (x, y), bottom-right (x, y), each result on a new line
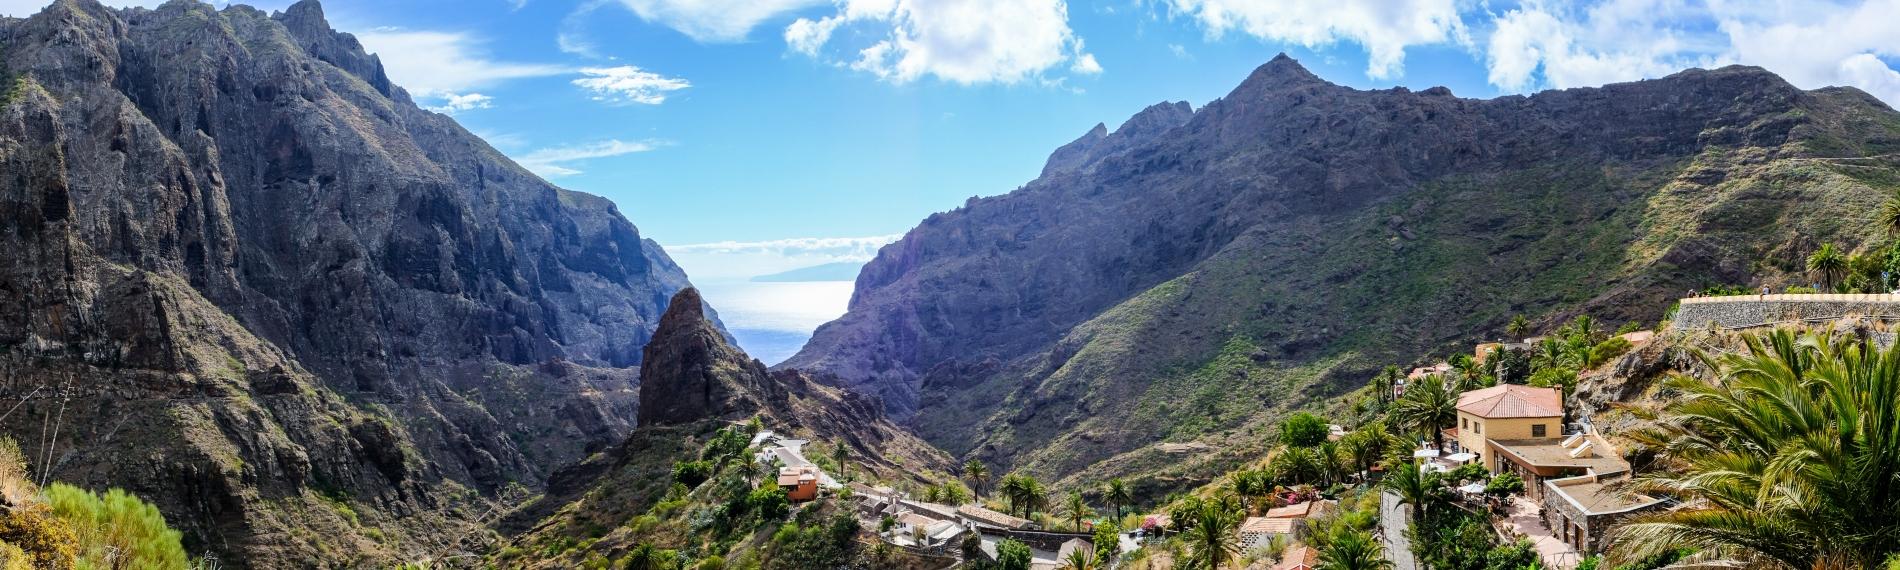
top-left (0, 0), bottom-right (710, 565)
top-left (785, 54), bottom-right (1900, 487)
top-left (638, 288), bottom-right (786, 426)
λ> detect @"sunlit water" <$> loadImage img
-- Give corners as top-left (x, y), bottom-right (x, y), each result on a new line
top-left (694, 279), bottom-right (856, 366)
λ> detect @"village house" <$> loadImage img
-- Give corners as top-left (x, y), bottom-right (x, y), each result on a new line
top-left (778, 465), bottom-right (821, 502)
top-left (1542, 471), bottom-right (1666, 554)
top-left (1447, 384), bottom-right (1564, 473)
top-left (958, 504), bottom-right (1035, 531)
top-left (1237, 500), bottom-right (1334, 550)
top-left (1273, 545), bottom-right (1319, 570)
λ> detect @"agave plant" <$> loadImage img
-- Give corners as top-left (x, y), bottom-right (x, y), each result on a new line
top-left (1610, 329), bottom-right (1900, 568)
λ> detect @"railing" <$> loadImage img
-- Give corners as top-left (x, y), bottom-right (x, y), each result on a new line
top-left (1678, 293), bottom-right (1900, 304)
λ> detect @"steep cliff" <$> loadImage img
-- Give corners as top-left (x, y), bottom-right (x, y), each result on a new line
top-left (0, 0), bottom-right (709, 565)
top-left (785, 54), bottom-right (1900, 488)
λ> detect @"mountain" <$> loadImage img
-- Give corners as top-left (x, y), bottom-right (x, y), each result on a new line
top-left (496, 289), bottom-right (949, 568)
top-left (749, 261), bottom-right (864, 282)
top-left (784, 55), bottom-right (1900, 490)
top-left (0, 0), bottom-right (714, 565)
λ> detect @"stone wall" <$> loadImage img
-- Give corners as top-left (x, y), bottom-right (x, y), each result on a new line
top-left (1380, 490), bottom-right (1418, 570)
top-left (1670, 294), bottom-right (1900, 331)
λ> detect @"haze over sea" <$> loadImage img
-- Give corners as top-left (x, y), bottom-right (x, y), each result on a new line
top-left (664, 236), bottom-right (897, 365)
top-left (695, 279), bottom-right (854, 365)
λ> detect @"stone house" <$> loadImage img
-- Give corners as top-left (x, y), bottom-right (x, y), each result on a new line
top-left (1542, 471), bottom-right (1666, 554)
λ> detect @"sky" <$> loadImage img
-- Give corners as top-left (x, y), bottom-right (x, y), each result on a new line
top-left (7, 0), bottom-right (1900, 270)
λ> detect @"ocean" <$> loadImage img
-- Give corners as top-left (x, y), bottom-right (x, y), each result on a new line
top-left (693, 279), bottom-right (856, 366)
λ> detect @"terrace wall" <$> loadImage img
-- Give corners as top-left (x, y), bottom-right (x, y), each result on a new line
top-left (1670, 294), bottom-right (1900, 331)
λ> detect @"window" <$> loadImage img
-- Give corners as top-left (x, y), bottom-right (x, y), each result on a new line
top-left (1462, 418), bottom-right (1468, 429)
top-left (1532, 424), bottom-right (1547, 438)
top-left (1474, 422), bottom-right (1482, 434)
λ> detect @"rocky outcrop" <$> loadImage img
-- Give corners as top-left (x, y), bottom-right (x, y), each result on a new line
top-left (786, 53), bottom-right (1900, 487)
top-left (0, 0), bottom-right (710, 565)
top-left (638, 288), bottom-right (786, 426)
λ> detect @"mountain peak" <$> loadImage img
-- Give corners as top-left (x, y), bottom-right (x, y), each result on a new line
top-left (1231, 53), bottom-right (1329, 95)
top-left (638, 289), bottom-right (781, 427)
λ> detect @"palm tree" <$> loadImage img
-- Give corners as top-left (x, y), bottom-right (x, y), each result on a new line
top-left (1000, 474), bottom-right (1027, 515)
top-left (1182, 496), bottom-right (1243, 569)
top-left (1608, 329), bottom-right (1900, 568)
top-left (1317, 529), bottom-right (1392, 570)
top-left (1062, 491), bottom-right (1094, 531)
top-left (1388, 375), bottom-right (1458, 451)
top-left (1383, 460), bottom-right (1445, 521)
top-left (623, 543), bottom-right (663, 570)
top-left (831, 444), bottom-right (848, 481)
top-left (964, 459), bottom-right (990, 500)
top-left (1231, 470), bottom-right (1271, 513)
top-left (1270, 445), bottom-right (1322, 485)
top-left (1880, 191), bottom-right (1900, 236)
top-left (1317, 441), bottom-right (1348, 487)
top-left (1808, 243), bottom-right (1848, 291)
top-left (1532, 337), bottom-right (1573, 372)
top-left (1022, 477), bottom-right (1050, 518)
top-left (1506, 314), bottom-right (1531, 341)
top-left (1060, 547), bottom-right (1103, 570)
top-left (1371, 366), bottom-right (1401, 407)
top-left (1338, 430), bottom-right (1381, 483)
top-left (1104, 478), bottom-right (1133, 520)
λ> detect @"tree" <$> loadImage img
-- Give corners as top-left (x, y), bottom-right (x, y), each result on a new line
top-left (1270, 446), bottom-right (1322, 485)
top-left (1280, 412), bottom-right (1330, 447)
top-left (748, 486), bottom-right (789, 520)
top-left (1808, 243), bottom-right (1848, 291)
top-left (938, 481), bottom-right (969, 505)
top-left (1182, 496), bottom-right (1242, 570)
top-left (624, 543), bottom-right (663, 570)
top-left (1338, 427), bottom-right (1389, 482)
top-left (1062, 491), bottom-right (1094, 531)
top-left (1231, 470), bottom-right (1272, 513)
top-left (963, 460), bottom-right (990, 500)
top-left (831, 444), bottom-right (849, 482)
top-left (1372, 366), bottom-right (1402, 407)
top-left (1609, 329), bottom-right (1900, 568)
top-left (1060, 547), bottom-right (1103, 570)
top-left (1506, 315), bottom-right (1531, 341)
top-left (1104, 478), bottom-right (1133, 520)
top-left (1317, 529), bottom-right (1392, 570)
top-left (1880, 190), bottom-right (1900, 236)
top-left (1092, 520), bottom-right (1121, 563)
top-left (1384, 460), bottom-right (1446, 521)
top-left (1001, 474), bottom-right (1048, 517)
top-left (1389, 375), bottom-right (1458, 451)
top-left (996, 539), bottom-right (1033, 570)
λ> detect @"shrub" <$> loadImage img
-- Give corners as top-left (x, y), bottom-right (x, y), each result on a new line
top-left (1588, 337), bottom-right (1632, 367)
top-left (1485, 472), bottom-right (1524, 496)
top-left (674, 460), bottom-right (714, 487)
top-left (1279, 412), bottom-right (1329, 448)
top-left (748, 487), bottom-right (789, 521)
top-left (0, 541), bottom-right (31, 570)
top-left (0, 506), bottom-right (78, 570)
top-left (996, 539), bottom-right (1032, 570)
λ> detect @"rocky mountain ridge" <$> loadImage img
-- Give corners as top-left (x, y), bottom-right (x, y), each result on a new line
top-left (0, 0), bottom-right (714, 565)
top-left (786, 54), bottom-right (1900, 490)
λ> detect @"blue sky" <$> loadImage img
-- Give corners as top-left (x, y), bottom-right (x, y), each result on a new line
top-left (6, 0), bottom-right (1900, 267)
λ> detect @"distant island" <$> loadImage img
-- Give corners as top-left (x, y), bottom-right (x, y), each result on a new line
top-left (750, 261), bottom-right (863, 282)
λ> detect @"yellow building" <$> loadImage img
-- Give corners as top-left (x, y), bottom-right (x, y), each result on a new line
top-left (1450, 384), bottom-right (1563, 472)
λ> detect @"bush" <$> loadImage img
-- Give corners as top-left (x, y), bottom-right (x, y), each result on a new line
top-left (0, 506), bottom-right (78, 570)
top-left (674, 460), bottom-right (714, 487)
top-left (1279, 412), bottom-right (1329, 448)
top-left (1588, 337), bottom-right (1632, 367)
top-left (1485, 472), bottom-right (1524, 496)
top-left (995, 539), bottom-right (1032, 570)
top-left (748, 487), bottom-right (789, 521)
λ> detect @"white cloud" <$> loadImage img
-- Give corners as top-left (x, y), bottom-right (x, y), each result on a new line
top-left (786, 0), bottom-right (1100, 85)
top-left (513, 139), bottom-right (665, 178)
top-left (1165, 0), bottom-right (1470, 79)
top-left (668, 235), bottom-right (903, 259)
top-left (614, 0), bottom-right (828, 42)
top-left (423, 92), bottom-right (495, 114)
top-left (353, 29), bottom-right (569, 97)
top-left (572, 66), bottom-right (691, 104)
top-left (1476, 0), bottom-right (1900, 108)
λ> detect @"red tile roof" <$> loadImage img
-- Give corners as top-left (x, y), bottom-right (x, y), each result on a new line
top-left (1456, 384), bottom-right (1562, 419)
top-left (1273, 546), bottom-right (1319, 570)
